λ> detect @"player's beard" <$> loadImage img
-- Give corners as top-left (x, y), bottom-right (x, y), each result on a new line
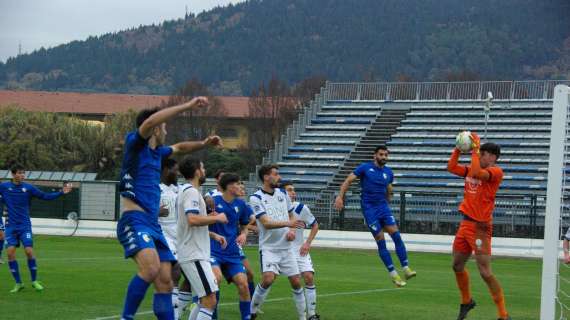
top-left (375, 159), bottom-right (387, 166)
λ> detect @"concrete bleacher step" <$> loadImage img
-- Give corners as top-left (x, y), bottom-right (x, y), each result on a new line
top-left (294, 139), bottom-right (356, 146)
top-left (406, 111), bottom-right (552, 117)
top-left (305, 125), bottom-right (368, 131)
top-left (410, 105), bottom-right (552, 111)
top-left (300, 132), bottom-right (362, 138)
top-left (398, 126), bottom-right (551, 132)
top-left (402, 118), bottom-right (552, 125)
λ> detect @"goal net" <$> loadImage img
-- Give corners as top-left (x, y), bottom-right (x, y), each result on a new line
top-left (541, 84), bottom-right (570, 320)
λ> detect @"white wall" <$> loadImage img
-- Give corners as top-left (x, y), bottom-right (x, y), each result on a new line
top-left (31, 218), bottom-right (547, 258)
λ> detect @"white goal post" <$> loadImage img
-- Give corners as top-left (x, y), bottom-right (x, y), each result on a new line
top-left (541, 84), bottom-right (570, 320)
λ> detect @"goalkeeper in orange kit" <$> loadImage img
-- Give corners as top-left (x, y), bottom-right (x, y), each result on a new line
top-left (447, 132), bottom-right (510, 320)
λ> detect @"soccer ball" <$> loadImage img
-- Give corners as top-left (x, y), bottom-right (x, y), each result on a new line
top-left (455, 131), bottom-right (472, 153)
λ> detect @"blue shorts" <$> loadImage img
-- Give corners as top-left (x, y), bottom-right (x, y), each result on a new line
top-left (5, 225), bottom-right (33, 248)
top-left (117, 211), bottom-right (175, 262)
top-left (362, 202), bottom-right (396, 237)
top-left (210, 253), bottom-right (246, 283)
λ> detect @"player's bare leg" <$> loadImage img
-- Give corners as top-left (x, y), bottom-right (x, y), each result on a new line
top-left (474, 254), bottom-right (509, 320)
top-left (453, 251), bottom-right (476, 320)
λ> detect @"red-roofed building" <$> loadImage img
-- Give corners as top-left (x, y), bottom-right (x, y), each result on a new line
top-left (0, 90), bottom-right (269, 149)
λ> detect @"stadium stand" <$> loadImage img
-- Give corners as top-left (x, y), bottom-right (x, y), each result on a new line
top-left (252, 80), bottom-right (570, 236)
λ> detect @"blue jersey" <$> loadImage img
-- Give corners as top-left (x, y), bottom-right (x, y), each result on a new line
top-left (119, 131), bottom-right (173, 219)
top-left (0, 182), bottom-right (63, 228)
top-left (209, 195), bottom-right (252, 258)
top-left (353, 162), bottom-right (394, 206)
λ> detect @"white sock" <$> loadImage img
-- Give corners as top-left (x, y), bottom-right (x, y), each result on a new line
top-left (292, 288), bottom-right (307, 319)
top-left (389, 270), bottom-right (398, 277)
top-left (305, 285), bottom-right (317, 317)
top-left (189, 303), bottom-right (201, 320)
top-left (251, 284), bottom-right (271, 314)
top-left (403, 266), bottom-right (410, 271)
top-left (178, 291), bottom-right (192, 310)
top-left (196, 307), bottom-right (214, 320)
top-left (172, 287), bottom-right (180, 306)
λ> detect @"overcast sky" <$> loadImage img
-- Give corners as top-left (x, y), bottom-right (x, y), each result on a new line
top-left (0, 0), bottom-right (244, 63)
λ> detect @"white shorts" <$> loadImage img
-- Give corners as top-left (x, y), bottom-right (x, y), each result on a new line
top-left (293, 249), bottom-right (315, 274)
top-left (180, 260), bottom-right (219, 298)
top-left (259, 248), bottom-right (300, 277)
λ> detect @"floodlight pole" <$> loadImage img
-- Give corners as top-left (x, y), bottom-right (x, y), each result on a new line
top-left (484, 92), bottom-right (493, 142)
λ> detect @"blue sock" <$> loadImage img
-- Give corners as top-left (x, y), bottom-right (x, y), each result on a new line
top-left (8, 260), bottom-right (22, 284)
top-left (153, 293), bottom-right (174, 320)
top-left (239, 300), bottom-right (251, 320)
top-left (376, 239), bottom-right (395, 272)
top-left (192, 295), bottom-right (199, 303)
top-left (213, 291), bottom-right (220, 319)
top-left (122, 275), bottom-right (150, 320)
top-left (390, 232), bottom-right (409, 267)
top-left (248, 281), bottom-right (255, 299)
top-left (27, 258), bottom-right (37, 282)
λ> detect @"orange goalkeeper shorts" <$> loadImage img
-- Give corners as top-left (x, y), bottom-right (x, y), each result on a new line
top-left (453, 216), bottom-right (493, 255)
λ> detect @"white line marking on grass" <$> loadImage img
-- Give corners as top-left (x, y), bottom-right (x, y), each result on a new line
top-left (86, 287), bottom-right (402, 320)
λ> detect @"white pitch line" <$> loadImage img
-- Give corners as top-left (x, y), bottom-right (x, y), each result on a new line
top-left (86, 287), bottom-right (402, 320)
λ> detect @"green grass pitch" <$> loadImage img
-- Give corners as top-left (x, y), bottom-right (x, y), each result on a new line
top-left (0, 235), bottom-right (541, 319)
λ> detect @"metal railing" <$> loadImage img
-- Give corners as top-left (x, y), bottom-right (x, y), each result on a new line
top-left (326, 80), bottom-right (570, 102)
top-left (271, 190), bottom-right (546, 239)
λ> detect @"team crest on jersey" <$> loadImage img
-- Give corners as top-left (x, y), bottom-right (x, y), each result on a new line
top-left (193, 200), bottom-right (199, 207)
top-left (140, 233), bottom-right (151, 243)
top-left (383, 173), bottom-right (388, 180)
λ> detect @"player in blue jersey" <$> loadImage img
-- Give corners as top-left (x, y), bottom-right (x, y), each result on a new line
top-left (0, 164), bottom-right (72, 293)
top-left (116, 97), bottom-right (223, 320)
top-left (209, 173), bottom-right (253, 320)
top-left (335, 145), bottom-right (416, 287)
top-left (0, 193), bottom-right (5, 264)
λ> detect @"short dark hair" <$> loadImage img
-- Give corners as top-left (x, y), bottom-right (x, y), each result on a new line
top-left (161, 158), bottom-right (177, 171)
top-left (219, 173), bottom-right (241, 191)
top-left (214, 170), bottom-right (225, 180)
top-left (375, 145), bottom-right (388, 153)
top-left (135, 107), bottom-right (161, 128)
top-left (281, 181), bottom-right (293, 189)
top-left (179, 157), bottom-right (202, 179)
top-left (10, 164), bottom-right (24, 174)
top-left (480, 143), bottom-right (501, 160)
top-left (258, 164), bottom-right (279, 181)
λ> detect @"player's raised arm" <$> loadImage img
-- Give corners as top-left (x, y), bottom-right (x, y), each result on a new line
top-left (334, 173), bottom-right (358, 211)
top-left (171, 135), bottom-right (223, 156)
top-left (29, 184), bottom-right (69, 201)
top-left (447, 148), bottom-right (468, 177)
top-left (138, 96), bottom-right (209, 139)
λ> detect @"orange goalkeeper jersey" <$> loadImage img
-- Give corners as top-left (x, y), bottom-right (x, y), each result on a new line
top-left (448, 149), bottom-right (504, 223)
